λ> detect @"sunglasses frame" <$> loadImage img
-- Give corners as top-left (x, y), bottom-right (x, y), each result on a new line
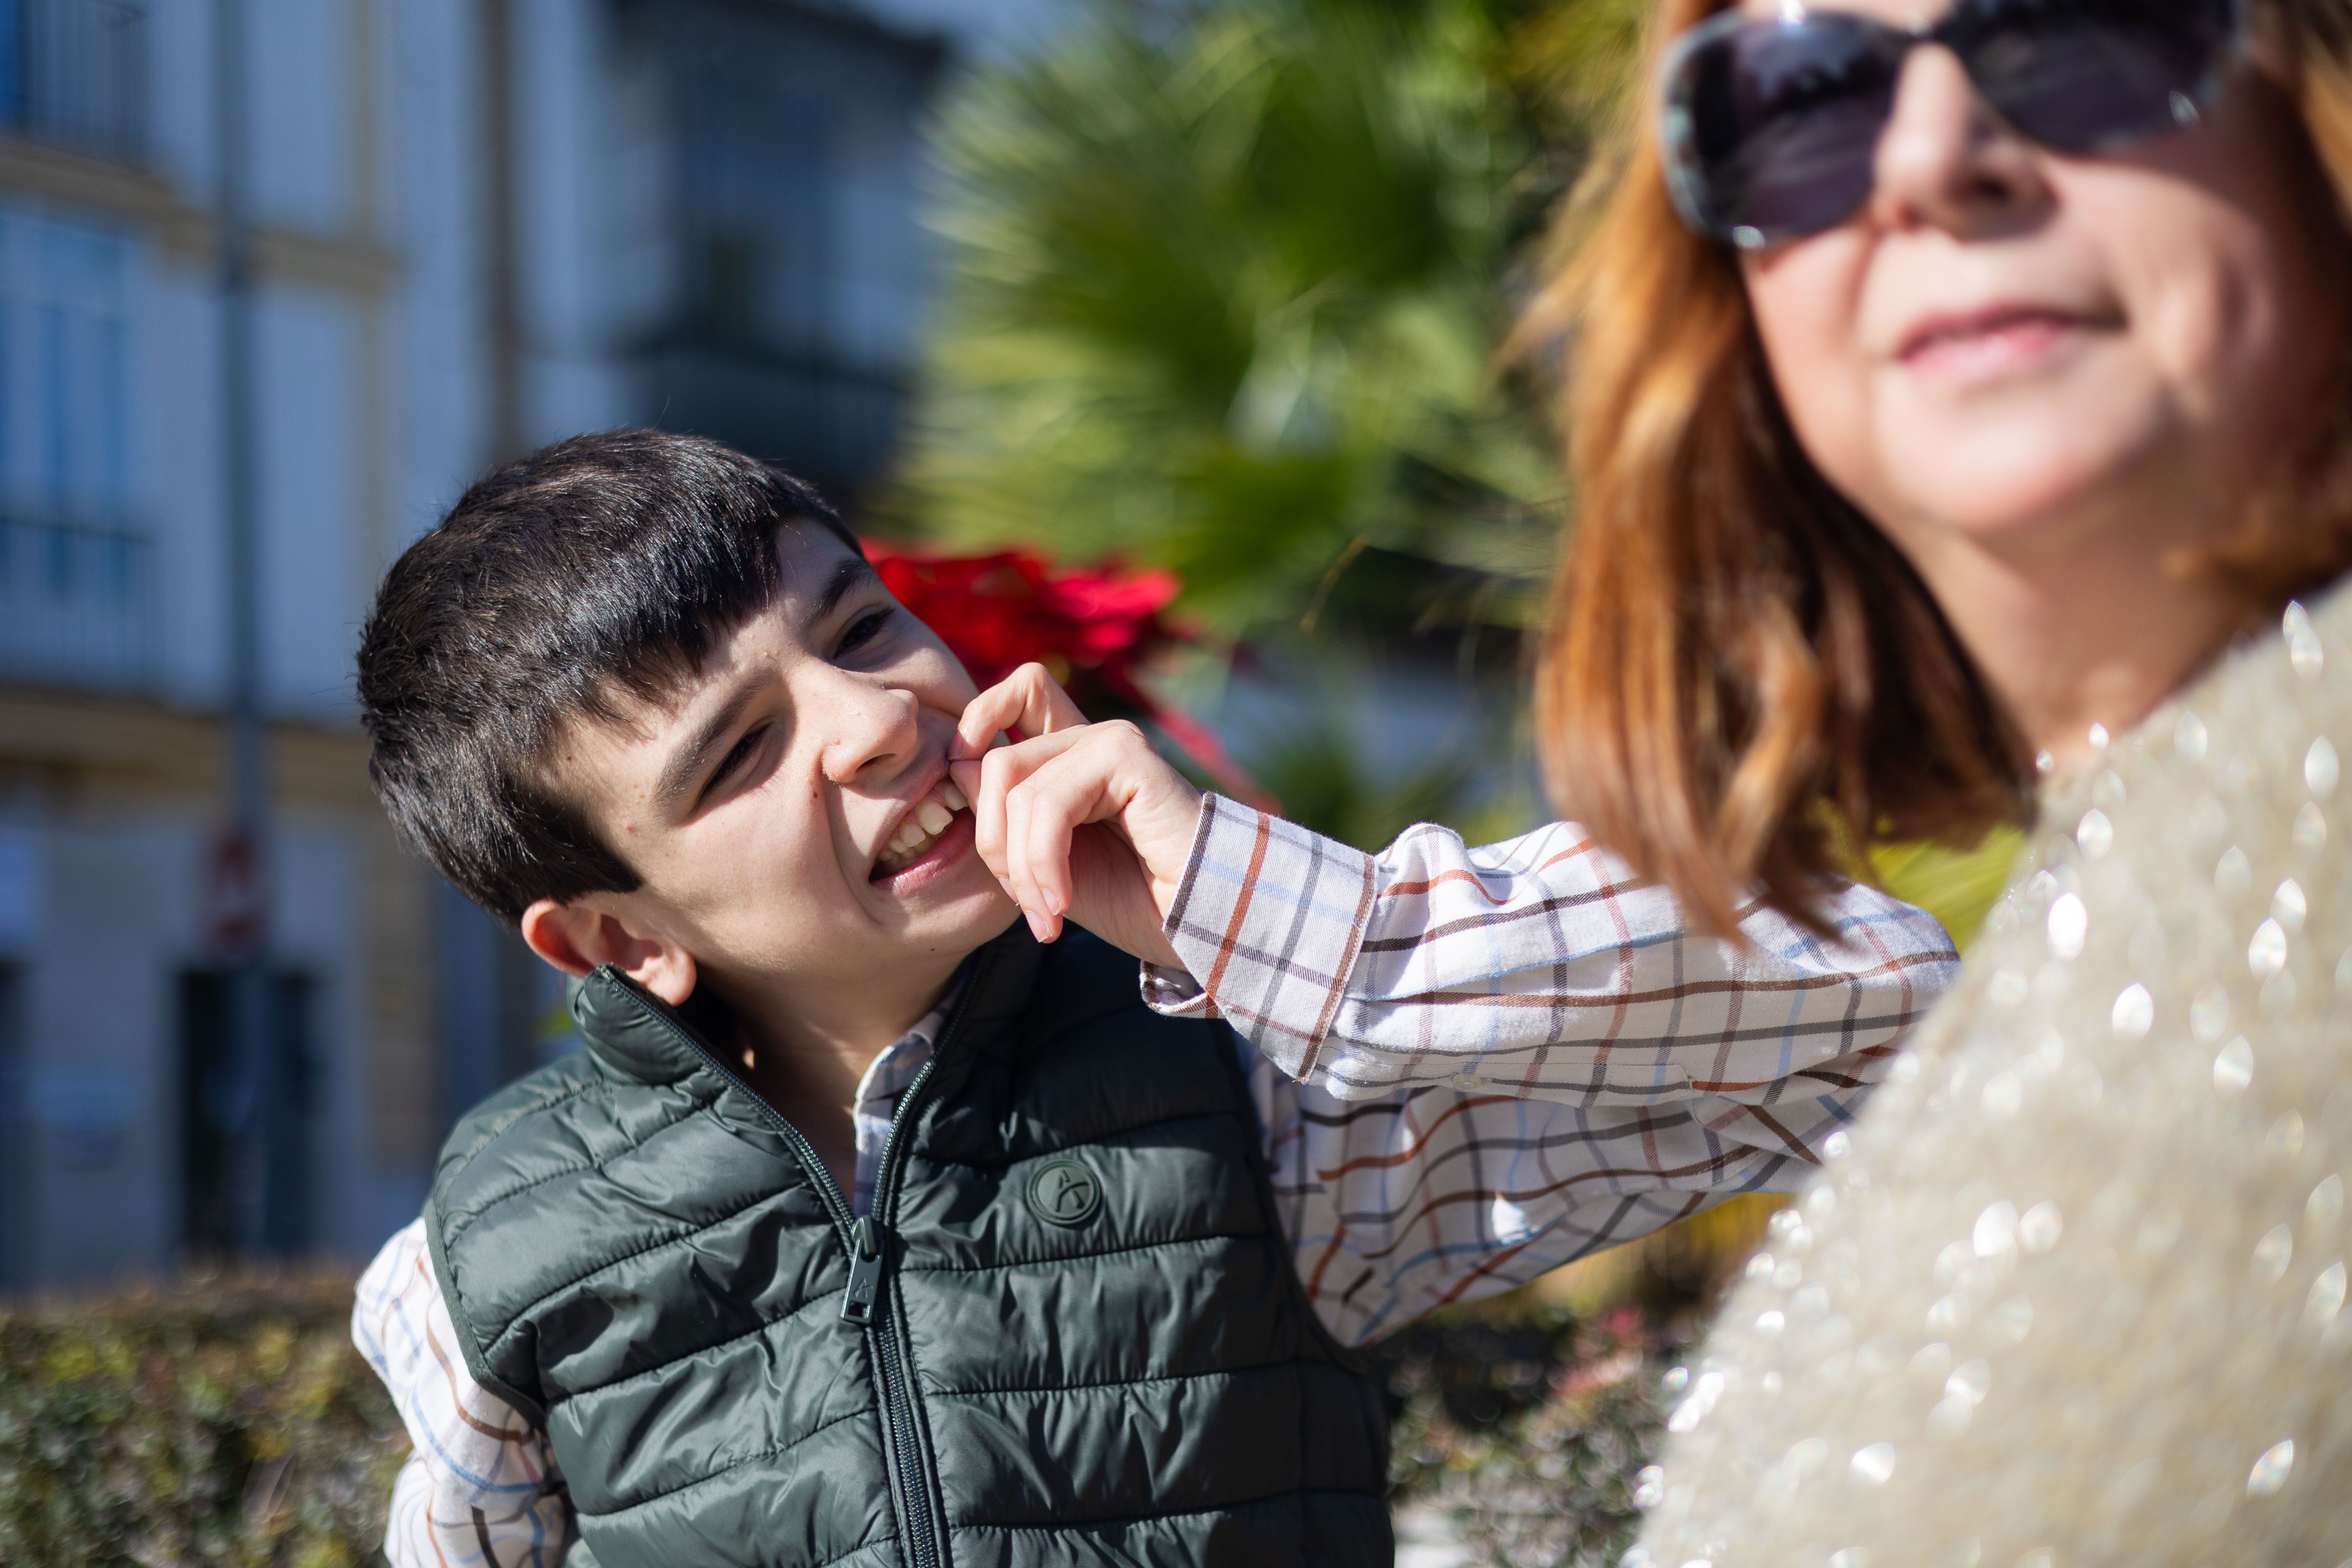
top-left (1656, 0), bottom-right (2253, 249)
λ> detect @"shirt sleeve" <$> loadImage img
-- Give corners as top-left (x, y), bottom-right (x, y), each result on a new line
top-left (1156, 794), bottom-right (1958, 1109)
top-left (352, 1218), bottom-right (575, 1568)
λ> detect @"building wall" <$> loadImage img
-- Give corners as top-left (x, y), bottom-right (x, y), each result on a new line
top-left (0, 0), bottom-right (1072, 1292)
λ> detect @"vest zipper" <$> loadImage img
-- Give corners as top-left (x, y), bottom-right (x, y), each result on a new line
top-left (612, 951), bottom-right (994, 1568)
top-left (855, 955), bottom-right (991, 1568)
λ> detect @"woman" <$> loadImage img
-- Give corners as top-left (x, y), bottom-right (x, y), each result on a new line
top-left (1515, 0), bottom-right (2352, 1559)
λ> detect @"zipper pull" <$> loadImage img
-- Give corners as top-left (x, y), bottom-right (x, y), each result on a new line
top-left (841, 1215), bottom-right (886, 1324)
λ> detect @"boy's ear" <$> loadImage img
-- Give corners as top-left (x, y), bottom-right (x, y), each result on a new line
top-left (520, 897), bottom-right (699, 1007)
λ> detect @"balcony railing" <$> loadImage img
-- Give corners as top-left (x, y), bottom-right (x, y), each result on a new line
top-left (0, 514), bottom-right (153, 692)
top-left (0, 0), bottom-right (147, 164)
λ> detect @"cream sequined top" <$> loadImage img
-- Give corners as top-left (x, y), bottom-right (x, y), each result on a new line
top-left (1636, 584), bottom-right (2352, 1568)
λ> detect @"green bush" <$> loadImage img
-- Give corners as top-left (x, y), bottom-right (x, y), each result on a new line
top-left (0, 1274), bottom-right (402, 1568)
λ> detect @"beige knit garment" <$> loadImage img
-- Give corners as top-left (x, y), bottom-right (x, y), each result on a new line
top-left (1632, 585), bottom-right (2352, 1568)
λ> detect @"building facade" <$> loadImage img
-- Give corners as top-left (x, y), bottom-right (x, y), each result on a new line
top-left (0, 0), bottom-right (1066, 1291)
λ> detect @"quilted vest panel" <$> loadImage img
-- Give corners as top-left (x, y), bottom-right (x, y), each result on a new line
top-left (427, 926), bottom-right (1392, 1568)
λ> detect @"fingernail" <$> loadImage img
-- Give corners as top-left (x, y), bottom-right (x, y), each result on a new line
top-left (1026, 910), bottom-right (1055, 943)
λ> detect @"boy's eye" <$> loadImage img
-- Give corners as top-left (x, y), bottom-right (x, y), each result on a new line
top-left (713, 727), bottom-right (766, 786)
top-left (836, 606), bottom-right (894, 657)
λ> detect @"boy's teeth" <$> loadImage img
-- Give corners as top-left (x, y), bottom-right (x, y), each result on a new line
top-left (942, 781), bottom-right (969, 812)
top-left (877, 784), bottom-right (972, 873)
top-left (917, 799), bottom-right (953, 834)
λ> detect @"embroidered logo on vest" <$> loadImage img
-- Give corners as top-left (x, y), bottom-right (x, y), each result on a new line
top-left (1025, 1158), bottom-right (1102, 1227)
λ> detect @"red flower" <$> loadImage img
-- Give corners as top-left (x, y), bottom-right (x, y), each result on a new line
top-left (864, 543), bottom-right (1271, 807)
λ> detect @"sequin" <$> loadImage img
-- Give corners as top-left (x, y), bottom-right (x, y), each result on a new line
top-left (2246, 1439), bottom-right (2295, 1497)
top-left (2214, 1037), bottom-right (2254, 1096)
top-left (1981, 1072), bottom-right (2022, 1118)
top-left (2254, 1224), bottom-right (2294, 1281)
top-left (1774, 1257), bottom-right (1804, 1290)
top-left (2306, 1262), bottom-right (2346, 1327)
top-left (2269, 1112), bottom-right (2307, 1155)
top-left (2293, 801), bottom-right (2328, 851)
top-left (2087, 722), bottom-right (2111, 750)
top-left (2048, 894), bottom-right (2088, 961)
top-left (1987, 1295), bottom-right (2033, 1345)
top-left (1926, 1294), bottom-right (1970, 1333)
top-left (1756, 1310), bottom-right (1786, 1338)
top-left (2189, 983), bottom-right (2230, 1043)
top-left (1822, 1129), bottom-right (1853, 1161)
top-left (2250, 919), bottom-right (2288, 980)
top-left (2308, 1174), bottom-right (2343, 1229)
top-left (2175, 709), bottom-right (2209, 760)
top-left (2019, 1201), bottom-right (2063, 1253)
top-left (2216, 846), bottom-right (2253, 900)
top-left (1745, 1251), bottom-right (1774, 1282)
top-left (1849, 1443), bottom-right (1896, 1485)
top-left (1909, 1342), bottom-right (1952, 1382)
top-left (1926, 1392), bottom-right (1972, 1438)
top-left (2075, 808), bottom-right (2113, 859)
top-left (2287, 600), bottom-right (2325, 679)
top-left (1827, 1551), bottom-right (1865, 1568)
top-left (1632, 1465), bottom-right (1665, 1509)
top-left (2307, 736), bottom-right (2340, 798)
top-left (2092, 770), bottom-right (2126, 812)
top-left (1934, 1241), bottom-right (1972, 1290)
top-left (2273, 879), bottom-right (2308, 934)
top-left (1973, 1201), bottom-right (2018, 1259)
top-left (1945, 1359), bottom-right (1991, 1405)
top-left (1666, 1370), bottom-right (1724, 1433)
top-left (1659, 1365), bottom-right (1690, 1395)
top-left (2111, 984), bottom-right (2153, 1039)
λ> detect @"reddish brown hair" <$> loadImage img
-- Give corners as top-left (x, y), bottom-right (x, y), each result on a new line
top-left (1526, 0), bottom-right (2352, 937)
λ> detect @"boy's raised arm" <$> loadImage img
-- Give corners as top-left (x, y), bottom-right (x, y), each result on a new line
top-left (956, 665), bottom-right (1959, 1131)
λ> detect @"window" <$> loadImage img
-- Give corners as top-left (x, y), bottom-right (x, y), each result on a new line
top-left (0, 203), bottom-right (147, 689)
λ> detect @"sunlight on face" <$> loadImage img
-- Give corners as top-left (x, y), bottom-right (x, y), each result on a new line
top-left (548, 524), bottom-right (1014, 1013)
top-left (1741, 11), bottom-right (2350, 570)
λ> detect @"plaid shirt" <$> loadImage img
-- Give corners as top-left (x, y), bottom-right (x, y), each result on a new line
top-left (354, 796), bottom-right (1957, 1567)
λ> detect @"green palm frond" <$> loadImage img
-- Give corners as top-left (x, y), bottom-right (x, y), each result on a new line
top-left (894, 0), bottom-right (1619, 639)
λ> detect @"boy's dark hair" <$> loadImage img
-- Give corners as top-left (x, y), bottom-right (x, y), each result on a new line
top-left (358, 429), bottom-right (858, 924)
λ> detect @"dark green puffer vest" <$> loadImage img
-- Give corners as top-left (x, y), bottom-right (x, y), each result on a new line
top-left (426, 925), bottom-right (1391, 1568)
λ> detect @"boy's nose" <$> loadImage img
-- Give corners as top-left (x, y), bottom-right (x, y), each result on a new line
top-left (809, 665), bottom-right (924, 785)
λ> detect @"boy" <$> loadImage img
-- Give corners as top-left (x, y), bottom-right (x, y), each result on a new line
top-left (351, 431), bottom-right (1956, 1568)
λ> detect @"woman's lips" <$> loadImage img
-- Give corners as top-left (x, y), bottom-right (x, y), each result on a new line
top-left (1895, 306), bottom-right (2099, 385)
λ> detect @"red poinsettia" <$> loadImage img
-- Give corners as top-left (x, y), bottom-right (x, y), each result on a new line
top-left (864, 543), bottom-right (1269, 806)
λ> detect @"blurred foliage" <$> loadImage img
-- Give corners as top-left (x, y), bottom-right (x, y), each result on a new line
top-left (0, 1274), bottom-right (399, 1568)
top-left (894, 0), bottom-right (1650, 640)
top-left (1379, 1298), bottom-right (1675, 1565)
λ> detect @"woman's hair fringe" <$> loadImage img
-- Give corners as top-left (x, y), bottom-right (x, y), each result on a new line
top-left (1524, 0), bottom-right (2352, 938)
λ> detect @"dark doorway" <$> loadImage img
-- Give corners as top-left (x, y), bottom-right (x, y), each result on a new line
top-left (0, 962), bottom-right (23, 1289)
top-left (178, 968), bottom-right (315, 1260)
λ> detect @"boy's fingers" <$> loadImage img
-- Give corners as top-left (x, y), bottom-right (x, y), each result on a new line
top-left (968, 731), bottom-right (1089, 892)
top-left (952, 663), bottom-right (1087, 759)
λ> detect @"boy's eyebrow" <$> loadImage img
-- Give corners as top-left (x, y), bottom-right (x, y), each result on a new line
top-left (808, 554), bottom-right (879, 628)
top-left (652, 674), bottom-right (766, 814)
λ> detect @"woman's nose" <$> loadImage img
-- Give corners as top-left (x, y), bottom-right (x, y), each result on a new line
top-left (1867, 45), bottom-right (2052, 239)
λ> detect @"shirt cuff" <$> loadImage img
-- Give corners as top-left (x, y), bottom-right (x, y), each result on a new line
top-left (1160, 794), bottom-right (1375, 1081)
top-left (1139, 962), bottom-right (1215, 1017)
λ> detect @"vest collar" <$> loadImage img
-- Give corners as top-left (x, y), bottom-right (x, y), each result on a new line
top-left (567, 918), bottom-right (1047, 1087)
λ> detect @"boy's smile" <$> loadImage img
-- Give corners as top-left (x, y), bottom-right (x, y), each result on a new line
top-left (523, 522), bottom-right (1017, 1059)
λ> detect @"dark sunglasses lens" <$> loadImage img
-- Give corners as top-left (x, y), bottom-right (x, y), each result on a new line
top-left (1675, 18), bottom-right (1902, 241)
top-left (1963, 0), bottom-right (2238, 151)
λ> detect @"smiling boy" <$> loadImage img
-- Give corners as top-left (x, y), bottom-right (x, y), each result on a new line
top-left (351, 431), bottom-right (1957, 1568)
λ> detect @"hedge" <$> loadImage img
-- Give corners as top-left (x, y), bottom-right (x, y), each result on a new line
top-left (1, 1269), bottom-right (1693, 1568)
top-left (0, 1274), bottom-right (403, 1568)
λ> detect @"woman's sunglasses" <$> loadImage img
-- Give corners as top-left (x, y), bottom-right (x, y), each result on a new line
top-left (1658, 0), bottom-right (2250, 249)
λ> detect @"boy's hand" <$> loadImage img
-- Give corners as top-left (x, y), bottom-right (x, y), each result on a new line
top-left (950, 664), bottom-right (1203, 969)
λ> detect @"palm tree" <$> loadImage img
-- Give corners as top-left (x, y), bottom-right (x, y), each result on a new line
top-left (892, 0), bottom-right (1626, 642)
